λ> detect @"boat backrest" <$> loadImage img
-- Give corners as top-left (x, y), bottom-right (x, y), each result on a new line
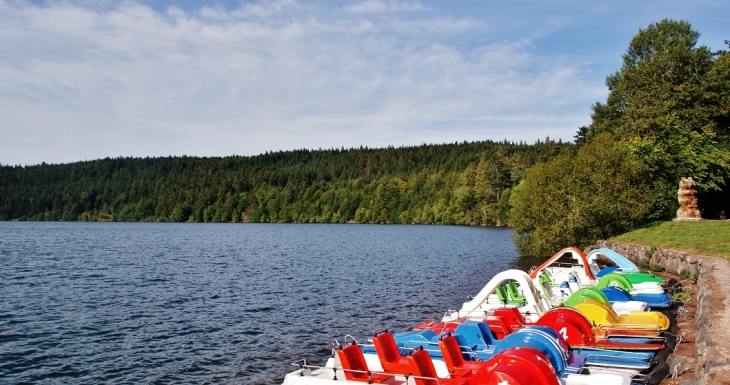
top-left (496, 286), bottom-right (509, 304)
top-left (407, 347), bottom-right (473, 385)
top-left (484, 316), bottom-right (511, 340)
top-left (337, 342), bottom-right (370, 381)
top-left (507, 281), bottom-right (524, 301)
top-left (373, 330), bottom-right (413, 373)
top-left (493, 307), bottom-right (526, 332)
top-left (438, 333), bottom-right (466, 370)
top-left (407, 347), bottom-right (440, 385)
top-left (373, 331), bottom-right (401, 363)
top-left (338, 341), bottom-right (397, 384)
top-left (537, 276), bottom-right (553, 298)
top-left (539, 272), bottom-right (550, 285)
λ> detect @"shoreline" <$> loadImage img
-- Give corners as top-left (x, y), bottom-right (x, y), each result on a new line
top-left (596, 241), bottom-right (730, 384)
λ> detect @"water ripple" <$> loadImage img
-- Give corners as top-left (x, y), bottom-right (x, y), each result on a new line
top-left (0, 222), bottom-right (518, 384)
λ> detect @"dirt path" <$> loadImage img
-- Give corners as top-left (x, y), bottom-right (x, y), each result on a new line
top-left (657, 257), bottom-right (730, 384)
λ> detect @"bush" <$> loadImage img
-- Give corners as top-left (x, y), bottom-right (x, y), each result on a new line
top-left (509, 134), bottom-right (652, 257)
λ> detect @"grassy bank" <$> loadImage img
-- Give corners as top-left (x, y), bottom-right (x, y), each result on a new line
top-left (612, 220), bottom-right (730, 260)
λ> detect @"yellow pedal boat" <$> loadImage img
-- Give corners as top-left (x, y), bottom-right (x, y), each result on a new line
top-left (573, 299), bottom-right (670, 331)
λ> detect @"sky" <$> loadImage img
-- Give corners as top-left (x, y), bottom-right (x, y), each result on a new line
top-left (1, 0), bottom-right (727, 166)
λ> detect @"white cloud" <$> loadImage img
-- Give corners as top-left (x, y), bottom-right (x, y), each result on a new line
top-left (344, 0), bottom-right (424, 13)
top-left (0, 0), bottom-right (601, 165)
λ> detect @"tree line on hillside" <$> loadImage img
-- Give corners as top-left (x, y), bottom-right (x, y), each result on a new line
top-left (1, 19), bottom-right (728, 258)
top-left (0, 140), bottom-right (571, 226)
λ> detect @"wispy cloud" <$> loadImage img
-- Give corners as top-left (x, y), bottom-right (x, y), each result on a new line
top-left (0, 0), bottom-right (604, 165)
top-left (344, 0), bottom-right (424, 13)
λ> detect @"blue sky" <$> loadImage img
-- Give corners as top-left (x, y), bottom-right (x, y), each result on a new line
top-left (1, 0), bottom-right (727, 166)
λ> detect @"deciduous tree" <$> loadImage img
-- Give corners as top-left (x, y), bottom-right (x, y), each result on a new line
top-left (510, 134), bottom-right (651, 256)
top-left (588, 19), bottom-right (730, 218)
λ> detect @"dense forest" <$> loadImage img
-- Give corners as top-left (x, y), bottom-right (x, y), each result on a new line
top-left (0, 140), bottom-right (571, 226)
top-left (2, 19), bottom-right (728, 257)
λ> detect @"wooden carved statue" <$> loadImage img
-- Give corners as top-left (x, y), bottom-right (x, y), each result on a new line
top-left (675, 177), bottom-right (702, 221)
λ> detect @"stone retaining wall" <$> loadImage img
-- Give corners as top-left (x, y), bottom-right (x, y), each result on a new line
top-left (595, 241), bottom-right (730, 384)
top-left (595, 241), bottom-right (704, 277)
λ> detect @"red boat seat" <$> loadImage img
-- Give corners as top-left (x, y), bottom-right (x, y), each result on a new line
top-left (492, 307), bottom-right (526, 333)
top-left (337, 342), bottom-right (395, 384)
top-left (484, 316), bottom-right (511, 340)
top-left (407, 347), bottom-right (471, 385)
top-left (438, 333), bottom-right (483, 376)
top-left (372, 331), bottom-right (412, 373)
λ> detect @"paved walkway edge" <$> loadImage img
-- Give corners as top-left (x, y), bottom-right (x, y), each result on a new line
top-left (596, 241), bottom-right (730, 384)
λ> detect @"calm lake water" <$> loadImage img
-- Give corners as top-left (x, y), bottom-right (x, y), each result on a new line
top-left (0, 222), bottom-right (525, 384)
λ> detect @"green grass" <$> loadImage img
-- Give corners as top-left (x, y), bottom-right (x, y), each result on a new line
top-left (612, 220), bottom-right (730, 260)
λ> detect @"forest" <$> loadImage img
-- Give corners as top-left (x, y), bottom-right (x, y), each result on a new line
top-left (1, 19), bottom-right (728, 257)
top-left (0, 140), bottom-right (571, 227)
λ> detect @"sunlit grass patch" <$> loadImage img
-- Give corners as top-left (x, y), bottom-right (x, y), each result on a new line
top-left (612, 220), bottom-right (730, 260)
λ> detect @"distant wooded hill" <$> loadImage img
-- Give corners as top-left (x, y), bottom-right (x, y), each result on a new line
top-left (0, 140), bottom-right (571, 225)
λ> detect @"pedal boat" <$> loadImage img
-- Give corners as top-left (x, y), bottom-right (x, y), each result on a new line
top-left (536, 273), bottom-right (649, 313)
top-left (573, 300), bottom-right (670, 331)
top-left (372, 326), bottom-right (643, 384)
top-left (418, 307), bottom-right (668, 352)
top-left (587, 248), bottom-right (666, 288)
top-left (400, 320), bottom-right (656, 370)
top-left (442, 269), bottom-right (669, 331)
top-left (529, 248), bottom-right (666, 295)
top-left (442, 269), bottom-right (552, 323)
top-left (561, 286), bottom-right (672, 311)
top-left (600, 286), bottom-right (673, 309)
top-left (282, 333), bottom-right (562, 385)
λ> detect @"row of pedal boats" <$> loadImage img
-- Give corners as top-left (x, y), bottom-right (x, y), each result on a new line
top-left (282, 247), bottom-right (679, 385)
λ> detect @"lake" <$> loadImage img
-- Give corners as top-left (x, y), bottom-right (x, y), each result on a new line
top-left (0, 222), bottom-right (525, 384)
